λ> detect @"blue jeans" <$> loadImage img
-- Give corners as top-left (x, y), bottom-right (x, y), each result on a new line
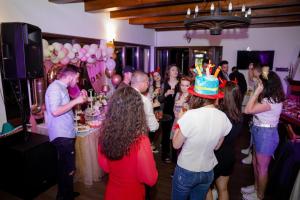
top-left (172, 165), bottom-right (214, 200)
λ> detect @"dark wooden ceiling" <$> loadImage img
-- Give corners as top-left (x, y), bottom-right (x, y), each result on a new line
top-left (50, 0), bottom-right (300, 31)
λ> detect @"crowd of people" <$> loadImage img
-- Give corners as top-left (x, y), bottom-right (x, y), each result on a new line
top-left (45, 58), bottom-right (285, 200)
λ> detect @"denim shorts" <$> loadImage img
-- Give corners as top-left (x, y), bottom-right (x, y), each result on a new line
top-left (172, 165), bottom-right (214, 200)
top-left (251, 125), bottom-right (279, 156)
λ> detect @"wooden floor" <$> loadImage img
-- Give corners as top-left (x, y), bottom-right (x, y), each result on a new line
top-left (0, 123), bottom-right (259, 200)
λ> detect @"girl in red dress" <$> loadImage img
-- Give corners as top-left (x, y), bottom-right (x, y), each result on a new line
top-left (98, 87), bottom-right (158, 200)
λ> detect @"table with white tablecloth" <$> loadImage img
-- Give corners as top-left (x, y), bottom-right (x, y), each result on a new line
top-left (34, 123), bottom-right (103, 186)
top-left (75, 128), bottom-right (103, 185)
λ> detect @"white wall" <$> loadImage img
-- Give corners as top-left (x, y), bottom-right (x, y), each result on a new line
top-left (0, 0), bottom-right (155, 127)
top-left (156, 26), bottom-right (300, 92)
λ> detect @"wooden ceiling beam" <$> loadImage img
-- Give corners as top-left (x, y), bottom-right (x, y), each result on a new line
top-left (155, 22), bottom-right (300, 31)
top-left (49, 0), bottom-right (83, 3)
top-left (84, 0), bottom-right (222, 12)
top-left (251, 15), bottom-right (300, 24)
top-left (130, 15), bottom-right (183, 25)
top-left (110, 0), bottom-right (300, 19)
top-left (144, 15), bottom-right (300, 29)
top-left (129, 6), bottom-right (300, 25)
top-left (84, 0), bottom-right (172, 12)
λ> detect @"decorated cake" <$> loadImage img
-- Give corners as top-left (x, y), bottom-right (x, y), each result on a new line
top-left (194, 75), bottom-right (219, 95)
top-left (188, 60), bottom-right (223, 99)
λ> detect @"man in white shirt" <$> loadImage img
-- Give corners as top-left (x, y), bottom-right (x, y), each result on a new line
top-left (131, 71), bottom-right (159, 133)
top-left (131, 70), bottom-right (159, 200)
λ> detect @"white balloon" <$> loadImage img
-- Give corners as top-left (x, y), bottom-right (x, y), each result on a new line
top-left (106, 58), bottom-right (116, 71)
top-left (90, 44), bottom-right (98, 50)
top-left (87, 57), bottom-right (96, 64)
top-left (51, 55), bottom-right (60, 64)
top-left (64, 43), bottom-right (72, 50)
top-left (57, 50), bottom-right (66, 59)
top-left (52, 42), bottom-right (63, 51)
top-left (48, 45), bottom-right (54, 52)
top-left (83, 44), bottom-right (90, 50)
top-left (106, 47), bottom-right (114, 57)
top-left (43, 49), bottom-right (51, 60)
top-left (88, 47), bottom-right (97, 55)
top-left (100, 39), bottom-right (107, 49)
top-left (42, 39), bottom-right (49, 49)
top-left (101, 49), bottom-right (107, 58)
top-left (95, 49), bottom-right (102, 59)
top-left (67, 51), bottom-right (75, 59)
top-left (73, 43), bottom-right (81, 51)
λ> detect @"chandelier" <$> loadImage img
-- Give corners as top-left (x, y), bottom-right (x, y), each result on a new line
top-left (184, 1), bottom-right (251, 35)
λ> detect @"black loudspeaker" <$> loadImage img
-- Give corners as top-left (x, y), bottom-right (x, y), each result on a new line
top-left (0, 22), bottom-right (44, 79)
top-left (0, 132), bottom-right (57, 199)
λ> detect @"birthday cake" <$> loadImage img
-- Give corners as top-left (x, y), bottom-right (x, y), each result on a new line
top-left (194, 75), bottom-right (219, 95)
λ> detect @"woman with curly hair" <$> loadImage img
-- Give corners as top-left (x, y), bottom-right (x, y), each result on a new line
top-left (243, 70), bottom-right (285, 200)
top-left (98, 87), bottom-right (158, 200)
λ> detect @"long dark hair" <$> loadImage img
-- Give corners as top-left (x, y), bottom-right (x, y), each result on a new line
top-left (258, 71), bottom-right (285, 103)
top-left (99, 87), bottom-right (148, 160)
top-left (220, 82), bottom-right (243, 123)
top-left (164, 64), bottom-right (179, 82)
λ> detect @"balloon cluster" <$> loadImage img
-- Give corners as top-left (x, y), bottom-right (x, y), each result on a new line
top-left (42, 39), bottom-right (116, 67)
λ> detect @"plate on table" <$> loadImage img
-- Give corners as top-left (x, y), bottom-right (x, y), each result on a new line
top-left (76, 125), bottom-right (90, 133)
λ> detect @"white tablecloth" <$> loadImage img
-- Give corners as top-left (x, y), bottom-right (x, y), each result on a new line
top-left (75, 128), bottom-right (102, 185)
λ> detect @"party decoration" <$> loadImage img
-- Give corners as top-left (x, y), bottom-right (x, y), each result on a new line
top-left (214, 66), bottom-right (222, 77)
top-left (105, 58), bottom-right (116, 71)
top-left (42, 39), bottom-right (116, 65)
top-left (111, 74), bottom-right (122, 87)
top-left (43, 39), bottom-right (117, 94)
top-left (86, 62), bottom-right (106, 93)
top-left (105, 68), bottom-right (115, 78)
top-left (47, 65), bottom-right (61, 83)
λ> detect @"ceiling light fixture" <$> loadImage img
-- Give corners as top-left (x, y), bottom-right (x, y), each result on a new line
top-left (184, 1), bottom-right (251, 35)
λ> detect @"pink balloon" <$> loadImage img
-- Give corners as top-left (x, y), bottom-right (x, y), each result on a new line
top-left (68, 84), bottom-right (80, 99)
top-left (105, 68), bottom-right (115, 78)
top-left (111, 74), bottom-right (122, 87)
top-left (60, 57), bottom-right (70, 65)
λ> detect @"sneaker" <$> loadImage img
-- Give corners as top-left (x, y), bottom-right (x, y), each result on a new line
top-left (151, 144), bottom-right (156, 150)
top-left (242, 191), bottom-right (259, 200)
top-left (212, 188), bottom-right (218, 200)
top-left (241, 147), bottom-right (250, 155)
top-left (241, 185), bottom-right (255, 194)
top-left (242, 153), bottom-right (252, 165)
top-left (163, 157), bottom-right (172, 164)
top-left (152, 148), bottom-right (159, 154)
